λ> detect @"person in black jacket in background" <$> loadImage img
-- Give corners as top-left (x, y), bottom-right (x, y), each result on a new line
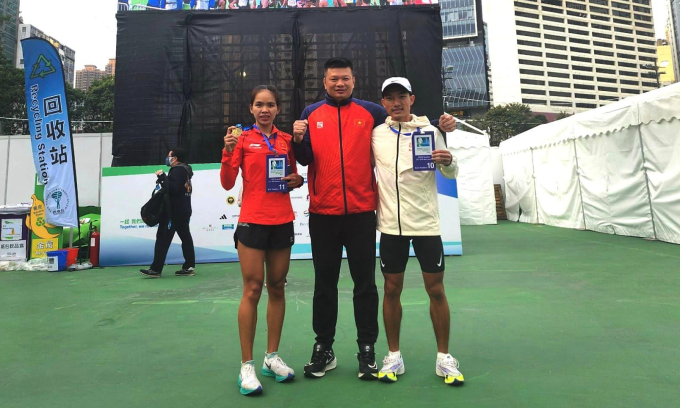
top-left (141, 147), bottom-right (196, 278)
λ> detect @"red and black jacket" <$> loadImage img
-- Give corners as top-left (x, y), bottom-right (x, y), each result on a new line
top-left (293, 94), bottom-right (387, 216)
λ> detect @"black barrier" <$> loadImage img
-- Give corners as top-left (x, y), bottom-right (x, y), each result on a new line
top-left (113, 7), bottom-right (443, 166)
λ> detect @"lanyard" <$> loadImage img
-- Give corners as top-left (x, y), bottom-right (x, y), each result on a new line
top-left (389, 126), bottom-right (421, 137)
top-left (253, 124), bottom-right (278, 154)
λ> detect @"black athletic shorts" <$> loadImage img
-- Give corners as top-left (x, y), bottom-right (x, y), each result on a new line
top-left (234, 221), bottom-right (295, 250)
top-left (379, 233), bottom-right (445, 274)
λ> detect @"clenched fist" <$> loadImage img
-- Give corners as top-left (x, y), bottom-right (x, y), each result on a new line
top-left (439, 113), bottom-right (457, 133)
top-left (293, 120), bottom-right (308, 144)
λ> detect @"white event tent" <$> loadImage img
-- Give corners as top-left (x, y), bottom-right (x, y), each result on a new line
top-left (448, 129), bottom-right (497, 225)
top-left (499, 83), bottom-right (680, 244)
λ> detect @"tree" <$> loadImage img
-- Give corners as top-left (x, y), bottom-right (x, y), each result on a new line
top-left (0, 52), bottom-right (26, 135)
top-left (468, 103), bottom-right (548, 146)
top-left (66, 86), bottom-right (86, 120)
top-left (83, 76), bottom-right (114, 133)
top-left (555, 111), bottom-right (573, 121)
top-left (0, 38), bottom-right (115, 135)
top-left (65, 86), bottom-right (86, 131)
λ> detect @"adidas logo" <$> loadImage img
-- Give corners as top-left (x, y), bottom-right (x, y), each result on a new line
top-left (220, 214), bottom-right (227, 220)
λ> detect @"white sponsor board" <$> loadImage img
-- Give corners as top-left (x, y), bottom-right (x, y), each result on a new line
top-left (100, 164), bottom-right (461, 266)
top-left (0, 240), bottom-right (27, 261)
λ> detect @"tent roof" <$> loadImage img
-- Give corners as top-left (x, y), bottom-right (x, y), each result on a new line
top-left (447, 129), bottom-right (490, 149)
top-left (500, 83), bottom-right (680, 155)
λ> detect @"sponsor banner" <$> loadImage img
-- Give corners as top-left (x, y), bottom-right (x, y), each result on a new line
top-left (435, 173), bottom-right (463, 255)
top-left (100, 164), bottom-right (460, 266)
top-left (118, 0), bottom-right (438, 11)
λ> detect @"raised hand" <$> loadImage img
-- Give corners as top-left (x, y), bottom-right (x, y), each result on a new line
top-left (293, 120), bottom-right (308, 144)
top-left (439, 113), bottom-right (457, 133)
top-left (224, 126), bottom-right (239, 152)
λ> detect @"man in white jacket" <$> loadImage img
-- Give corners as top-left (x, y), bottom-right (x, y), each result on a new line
top-left (372, 77), bottom-right (464, 386)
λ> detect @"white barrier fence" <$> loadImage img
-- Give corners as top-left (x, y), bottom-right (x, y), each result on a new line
top-left (2, 133), bottom-right (508, 237)
top-left (0, 133), bottom-right (113, 207)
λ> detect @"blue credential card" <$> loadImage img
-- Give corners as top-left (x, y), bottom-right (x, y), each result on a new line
top-left (411, 131), bottom-right (435, 171)
top-left (266, 155), bottom-right (288, 192)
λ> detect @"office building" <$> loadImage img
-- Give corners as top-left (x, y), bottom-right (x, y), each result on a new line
top-left (0, 0), bottom-right (20, 62)
top-left (105, 58), bottom-right (116, 77)
top-left (657, 38), bottom-right (675, 86)
top-left (669, 0), bottom-right (680, 82)
top-left (16, 24), bottom-right (76, 87)
top-left (440, 0), bottom-right (490, 117)
top-left (75, 65), bottom-right (105, 92)
top-left (484, 0), bottom-right (658, 114)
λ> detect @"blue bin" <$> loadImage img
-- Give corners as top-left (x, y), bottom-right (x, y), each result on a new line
top-left (46, 250), bottom-right (68, 272)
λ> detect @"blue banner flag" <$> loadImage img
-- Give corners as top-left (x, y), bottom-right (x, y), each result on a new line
top-left (22, 38), bottom-right (79, 228)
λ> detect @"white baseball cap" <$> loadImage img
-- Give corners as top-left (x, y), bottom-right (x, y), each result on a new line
top-left (381, 77), bottom-right (412, 94)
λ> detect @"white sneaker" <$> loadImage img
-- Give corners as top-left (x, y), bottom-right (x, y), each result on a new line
top-left (262, 353), bottom-right (295, 382)
top-left (378, 351), bottom-right (405, 383)
top-left (238, 362), bottom-right (263, 395)
top-left (435, 354), bottom-right (464, 385)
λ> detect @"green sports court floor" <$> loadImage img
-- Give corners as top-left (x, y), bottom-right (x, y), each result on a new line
top-left (1, 222), bottom-right (678, 408)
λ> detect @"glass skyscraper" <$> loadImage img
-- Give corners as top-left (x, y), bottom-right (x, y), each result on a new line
top-left (442, 44), bottom-right (488, 110)
top-left (441, 0), bottom-right (478, 39)
top-left (440, 0), bottom-right (489, 117)
top-left (0, 0), bottom-right (20, 62)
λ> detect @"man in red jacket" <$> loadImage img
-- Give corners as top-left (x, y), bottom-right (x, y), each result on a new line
top-left (292, 57), bottom-right (455, 380)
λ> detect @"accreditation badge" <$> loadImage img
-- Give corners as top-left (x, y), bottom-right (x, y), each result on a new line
top-left (266, 155), bottom-right (288, 192)
top-left (411, 131), bottom-right (435, 171)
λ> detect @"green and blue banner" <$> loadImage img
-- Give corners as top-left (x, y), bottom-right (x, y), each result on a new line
top-left (22, 38), bottom-right (79, 228)
top-left (99, 164), bottom-right (461, 266)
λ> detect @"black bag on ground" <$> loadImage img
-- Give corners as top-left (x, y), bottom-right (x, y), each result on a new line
top-left (140, 182), bottom-right (170, 227)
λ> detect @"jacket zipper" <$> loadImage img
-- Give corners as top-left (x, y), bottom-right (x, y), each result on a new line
top-left (395, 124), bottom-right (402, 236)
top-left (338, 105), bottom-right (349, 215)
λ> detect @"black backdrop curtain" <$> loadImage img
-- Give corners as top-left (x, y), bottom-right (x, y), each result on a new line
top-left (113, 7), bottom-right (443, 166)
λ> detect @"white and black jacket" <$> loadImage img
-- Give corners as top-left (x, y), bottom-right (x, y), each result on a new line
top-left (372, 115), bottom-right (458, 236)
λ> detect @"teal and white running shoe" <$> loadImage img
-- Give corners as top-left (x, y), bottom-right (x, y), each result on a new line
top-left (262, 352), bottom-right (295, 382)
top-left (238, 361), bottom-right (263, 395)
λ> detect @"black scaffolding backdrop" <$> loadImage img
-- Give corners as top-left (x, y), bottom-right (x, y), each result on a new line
top-left (113, 7), bottom-right (443, 166)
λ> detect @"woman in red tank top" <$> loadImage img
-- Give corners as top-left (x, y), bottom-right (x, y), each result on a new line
top-left (220, 85), bottom-right (303, 395)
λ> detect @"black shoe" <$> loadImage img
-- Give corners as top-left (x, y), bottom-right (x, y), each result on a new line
top-left (357, 343), bottom-right (378, 380)
top-left (304, 343), bottom-right (337, 378)
top-left (140, 268), bottom-right (161, 278)
top-left (175, 267), bottom-right (195, 276)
